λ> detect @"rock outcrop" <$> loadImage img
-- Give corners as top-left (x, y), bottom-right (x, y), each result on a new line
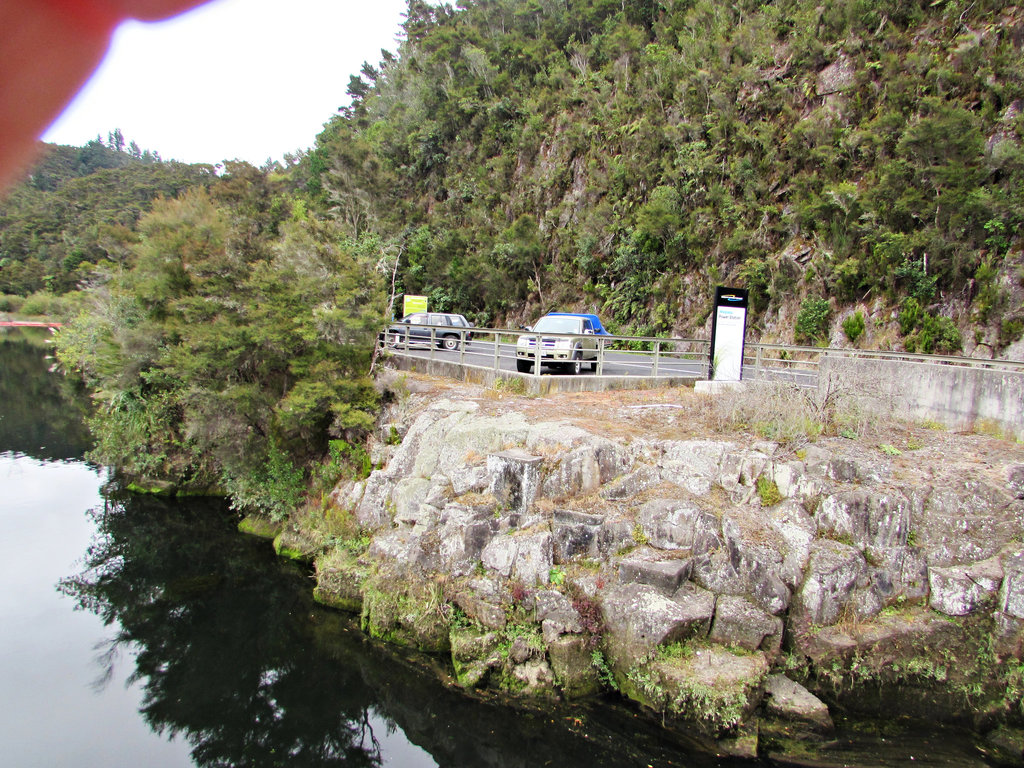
top-left (265, 376), bottom-right (1024, 757)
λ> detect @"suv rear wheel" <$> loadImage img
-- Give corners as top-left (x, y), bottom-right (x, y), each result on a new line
top-left (441, 334), bottom-right (460, 351)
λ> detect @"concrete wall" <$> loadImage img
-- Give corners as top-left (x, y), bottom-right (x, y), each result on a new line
top-left (819, 354), bottom-right (1024, 440)
top-left (385, 356), bottom-right (698, 395)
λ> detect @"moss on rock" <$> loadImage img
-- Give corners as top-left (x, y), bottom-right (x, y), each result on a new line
top-left (548, 635), bottom-right (601, 698)
top-left (313, 550), bottom-right (369, 613)
top-left (237, 515), bottom-right (283, 540)
top-left (624, 644), bottom-right (769, 737)
top-left (360, 574), bottom-right (451, 653)
top-left (273, 527), bottom-right (322, 562)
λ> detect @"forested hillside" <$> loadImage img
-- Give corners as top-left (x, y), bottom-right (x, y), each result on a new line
top-left (0, 136), bottom-right (215, 298)
top-left (2, 0), bottom-right (1023, 508)
top-left (303, 0), bottom-right (1024, 356)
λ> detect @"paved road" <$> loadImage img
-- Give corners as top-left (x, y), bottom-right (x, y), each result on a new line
top-left (384, 337), bottom-right (819, 387)
top-left (384, 337), bottom-right (708, 378)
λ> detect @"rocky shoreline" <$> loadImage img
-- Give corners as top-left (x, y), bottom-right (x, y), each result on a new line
top-left (244, 371), bottom-right (1024, 762)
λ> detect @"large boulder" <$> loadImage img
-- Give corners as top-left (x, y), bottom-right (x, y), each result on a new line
top-left (691, 510), bottom-right (791, 616)
top-left (765, 501), bottom-right (816, 590)
top-left (355, 470), bottom-right (394, 530)
top-left (929, 556), bottom-right (1004, 616)
top-left (709, 594), bottom-right (784, 653)
top-left (541, 439), bottom-right (631, 499)
top-left (639, 646), bottom-right (770, 736)
top-left (599, 464), bottom-right (661, 501)
top-left (657, 439), bottom-right (735, 496)
top-left (601, 583), bottom-right (713, 664)
top-left (487, 449), bottom-right (544, 518)
top-left (360, 575), bottom-right (451, 653)
top-left (793, 540), bottom-right (867, 626)
top-left (435, 503), bottom-right (498, 576)
top-left (552, 509), bottom-right (604, 561)
top-left (911, 477), bottom-right (1024, 566)
top-left (763, 674), bottom-right (834, 732)
top-left (816, 488), bottom-right (911, 550)
top-left (312, 550), bottom-right (369, 613)
top-left (481, 530), bottom-right (553, 586)
top-left (618, 557), bottom-right (693, 595)
top-left (636, 498), bottom-right (723, 553)
top-left (547, 634), bottom-right (601, 698)
top-left (534, 589), bottom-right (584, 643)
top-left (1000, 551), bottom-right (1024, 619)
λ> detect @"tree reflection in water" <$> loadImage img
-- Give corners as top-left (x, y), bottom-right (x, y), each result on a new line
top-left (59, 489), bottom-right (391, 768)
top-left (0, 331), bottom-right (93, 460)
top-left (58, 487), bottom-right (740, 768)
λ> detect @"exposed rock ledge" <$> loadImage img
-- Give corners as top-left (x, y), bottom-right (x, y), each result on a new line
top-left (250, 372), bottom-right (1024, 760)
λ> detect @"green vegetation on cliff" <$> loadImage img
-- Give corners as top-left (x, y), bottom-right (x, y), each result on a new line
top-left (303, 0), bottom-right (1024, 350)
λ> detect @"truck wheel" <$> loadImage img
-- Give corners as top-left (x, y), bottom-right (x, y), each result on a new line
top-left (564, 350), bottom-right (582, 375)
top-left (442, 335), bottom-right (460, 351)
top-left (516, 359), bottom-right (532, 373)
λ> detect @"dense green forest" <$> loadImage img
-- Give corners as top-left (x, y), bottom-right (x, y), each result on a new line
top-left (2, 0), bottom-right (1023, 507)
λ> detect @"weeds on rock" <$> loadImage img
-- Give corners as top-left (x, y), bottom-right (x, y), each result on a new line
top-left (756, 475), bottom-right (783, 506)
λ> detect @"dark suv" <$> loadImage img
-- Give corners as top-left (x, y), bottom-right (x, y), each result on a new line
top-left (386, 312), bottom-right (474, 350)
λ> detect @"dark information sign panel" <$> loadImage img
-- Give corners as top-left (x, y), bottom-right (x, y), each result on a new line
top-left (709, 287), bottom-right (748, 381)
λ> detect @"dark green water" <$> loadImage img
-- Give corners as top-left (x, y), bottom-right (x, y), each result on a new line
top-left (0, 330), bottom-right (1001, 767)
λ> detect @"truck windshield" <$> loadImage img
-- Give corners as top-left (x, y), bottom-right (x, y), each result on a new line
top-left (534, 315), bottom-right (582, 333)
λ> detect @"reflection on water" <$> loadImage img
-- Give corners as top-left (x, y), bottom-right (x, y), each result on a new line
top-left (0, 328), bottom-right (92, 460)
top-left (57, 489), bottom-right (741, 768)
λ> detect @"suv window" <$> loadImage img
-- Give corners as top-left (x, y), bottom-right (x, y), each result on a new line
top-left (407, 313), bottom-right (427, 324)
top-left (449, 316), bottom-right (466, 327)
top-left (429, 314), bottom-right (449, 325)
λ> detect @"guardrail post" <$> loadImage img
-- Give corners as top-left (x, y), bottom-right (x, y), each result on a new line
top-left (429, 327), bottom-right (435, 361)
top-left (755, 344), bottom-right (762, 381)
top-left (653, 340), bottom-right (661, 377)
top-left (493, 333), bottom-right (500, 372)
top-left (598, 338), bottom-right (605, 375)
top-left (533, 335), bottom-right (541, 376)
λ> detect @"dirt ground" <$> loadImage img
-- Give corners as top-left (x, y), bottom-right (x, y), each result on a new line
top-left (390, 370), bottom-right (1024, 474)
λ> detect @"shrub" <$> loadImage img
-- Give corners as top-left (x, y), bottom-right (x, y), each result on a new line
top-left (916, 314), bottom-right (962, 355)
top-left (225, 444), bottom-right (306, 522)
top-left (898, 297), bottom-right (922, 336)
top-left (1000, 317), bottom-right (1024, 349)
top-left (842, 311), bottom-right (866, 344)
top-left (795, 297), bottom-right (832, 344)
top-left (0, 294), bottom-right (24, 312)
top-left (973, 259), bottom-right (1001, 324)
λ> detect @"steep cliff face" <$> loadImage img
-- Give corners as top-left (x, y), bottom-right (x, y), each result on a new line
top-left (277, 371), bottom-right (1024, 757)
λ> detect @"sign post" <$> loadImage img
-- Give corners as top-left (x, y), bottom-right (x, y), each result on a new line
top-left (708, 287), bottom-right (748, 381)
top-left (402, 294), bottom-right (428, 316)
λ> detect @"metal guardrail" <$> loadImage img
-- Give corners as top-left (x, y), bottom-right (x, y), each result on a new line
top-left (380, 323), bottom-right (1024, 385)
top-left (380, 324), bottom-right (711, 378)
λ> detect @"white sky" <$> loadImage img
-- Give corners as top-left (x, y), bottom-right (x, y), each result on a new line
top-left (42, 0), bottom-right (410, 166)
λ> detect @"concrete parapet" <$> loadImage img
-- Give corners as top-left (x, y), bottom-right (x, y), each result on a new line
top-left (386, 355), bottom-right (699, 394)
top-left (819, 354), bottom-right (1024, 440)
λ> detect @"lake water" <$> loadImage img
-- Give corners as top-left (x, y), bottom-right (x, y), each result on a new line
top-left (0, 329), bottom-right (1000, 767)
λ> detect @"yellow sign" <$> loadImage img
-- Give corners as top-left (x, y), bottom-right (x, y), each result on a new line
top-left (402, 295), bottom-right (428, 315)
